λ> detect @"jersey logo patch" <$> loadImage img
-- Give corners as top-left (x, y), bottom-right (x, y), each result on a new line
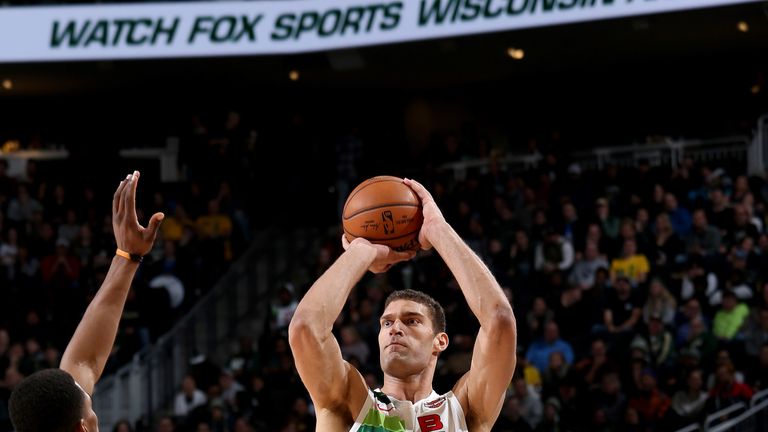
top-left (418, 414), bottom-right (444, 431)
top-left (423, 396), bottom-right (446, 409)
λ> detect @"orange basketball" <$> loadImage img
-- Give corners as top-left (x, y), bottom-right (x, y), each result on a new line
top-left (342, 176), bottom-right (423, 252)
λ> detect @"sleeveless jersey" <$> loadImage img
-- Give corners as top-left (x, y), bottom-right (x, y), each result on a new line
top-left (350, 388), bottom-right (469, 432)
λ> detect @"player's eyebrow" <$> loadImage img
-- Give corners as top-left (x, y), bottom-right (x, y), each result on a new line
top-left (380, 311), bottom-right (427, 322)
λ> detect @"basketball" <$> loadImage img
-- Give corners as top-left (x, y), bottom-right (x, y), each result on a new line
top-left (342, 176), bottom-right (423, 252)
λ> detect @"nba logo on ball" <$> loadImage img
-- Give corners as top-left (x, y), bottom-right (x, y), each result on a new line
top-left (343, 176), bottom-right (423, 252)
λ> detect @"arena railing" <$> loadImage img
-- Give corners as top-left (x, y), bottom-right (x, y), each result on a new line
top-left (93, 227), bottom-right (321, 430)
top-left (438, 134), bottom-right (754, 179)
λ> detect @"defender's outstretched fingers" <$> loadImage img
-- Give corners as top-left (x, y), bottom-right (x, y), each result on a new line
top-left (113, 180), bottom-right (127, 216)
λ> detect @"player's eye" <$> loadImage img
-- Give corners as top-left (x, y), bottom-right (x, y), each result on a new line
top-left (383, 320), bottom-right (392, 327)
top-left (408, 319), bottom-right (419, 325)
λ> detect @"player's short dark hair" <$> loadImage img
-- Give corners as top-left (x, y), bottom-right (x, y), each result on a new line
top-left (9, 368), bottom-right (85, 432)
top-left (384, 289), bottom-right (446, 334)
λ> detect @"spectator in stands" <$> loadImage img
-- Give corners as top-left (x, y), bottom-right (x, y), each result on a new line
top-left (595, 198), bottom-right (619, 240)
top-left (155, 416), bottom-right (175, 432)
top-left (196, 199), bottom-right (233, 264)
top-left (679, 317), bottom-right (718, 363)
top-left (643, 279), bottom-right (677, 326)
top-left (534, 398), bottom-right (561, 432)
top-left (270, 284), bottom-right (297, 335)
top-left (687, 209), bottom-right (722, 257)
top-left (610, 238), bottom-right (649, 286)
top-left (707, 188), bottom-right (734, 233)
top-left (574, 338), bottom-right (617, 389)
top-left (339, 325), bottom-right (370, 365)
top-left (494, 396), bottom-right (533, 432)
top-left (526, 321), bottom-right (574, 373)
top-left (600, 276), bottom-right (642, 342)
top-left (665, 192), bottom-right (692, 237)
top-left (713, 290), bottom-right (750, 341)
top-left (559, 202), bottom-right (585, 249)
top-left (541, 351), bottom-right (570, 401)
top-left (174, 374), bottom-right (208, 418)
top-left (726, 204), bottom-right (760, 247)
top-left (534, 227), bottom-right (574, 274)
top-left (526, 297), bottom-right (554, 344)
top-left (590, 371), bottom-right (626, 430)
top-left (747, 344), bottom-right (768, 391)
top-left (631, 314), bottom-right (675, 370)
top-left (743, 308), bottom-right (768, 359)
top-left (680, 257), bottom-right (720, 311)
top-left (112, 419), bottom-right (133, 432)
top-left (568, 241), bottom-right (608, 290)
top-left (6, 185), bottom-right (42, 225)
top-left (671, 369), bottom-right (707, 426)
top-left (512, 374), bottom-right (543, 429)
top-left (706, 361), bottom-right (753, 413)
top-left (510, 229), bottom-right (536, 282)
top-left (628, 368), bottom-right (671, 429)
top-left (652, 212), bottom-right (685, 271)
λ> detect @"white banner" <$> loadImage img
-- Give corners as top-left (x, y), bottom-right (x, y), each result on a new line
top-left (0, 0), bottom-right (760, 63)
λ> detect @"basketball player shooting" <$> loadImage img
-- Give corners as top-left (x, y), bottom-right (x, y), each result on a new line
top-left (9, 171), bottom-right (163, 432)
top-left (289, 178), bottom-right (517, 431)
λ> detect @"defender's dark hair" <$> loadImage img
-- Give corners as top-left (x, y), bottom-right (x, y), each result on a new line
top-left (9, 368), bottom-right (85, 432)
top-left (384, 289), bottom-right (446, 334)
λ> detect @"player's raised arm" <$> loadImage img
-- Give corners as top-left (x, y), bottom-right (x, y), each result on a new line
top-left (60, 171), bottom-right (164, 395)
top-left (404, 178), bottom-right (517, 429)
top-left (288, 237), bottom-right (414, 414)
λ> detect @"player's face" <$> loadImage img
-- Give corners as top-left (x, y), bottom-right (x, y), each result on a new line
top-left (378, 300), bottom-right (446, 378)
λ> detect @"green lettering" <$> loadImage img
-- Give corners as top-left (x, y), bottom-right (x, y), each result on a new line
top-left (418, 0), bottom-right (460, 26)
top-left (271, 13), bottom-right (295, 41)
top-left (84, 20), bottom-right (108, 47)
top-left (127, 18), bottom-right (151, 45)
top-left (295, 11), bottom-right (319, 39)
top-left (212, 16), bottom-right (236, 42)
top-left (50, 20), bottom-right (91, 48)
top-left (152, 17), bottom-right (179, 45)
top-left (340, 7), bottom-right (364, 35)
top-left (111, 19), bottom-right (131, 46)
top-left (483, 0), bottom-right (503, 17)
top-left (460, 0), bottom-right (484, 21)
top-left (318, 9), bottom-right (342, 37)
top-left (233, 15), bottom-right (260, 42)
top-left (381, 2), bottom-right (402, 30)
top-left (507, 0), bottom-right (528, 15)
top-left (189, 16), bottom-right (214, 43)
top-left (364, 4), bottom-right (383, 32)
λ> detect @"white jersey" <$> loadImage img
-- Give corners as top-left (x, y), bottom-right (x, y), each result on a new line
top-left (350, 388), bottom-right (468, 432)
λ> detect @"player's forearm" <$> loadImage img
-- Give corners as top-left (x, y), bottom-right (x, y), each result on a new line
top-left (61, 257), bottom-right (138, 379)
top-left (430, 222), bottom-right (514, 328)
top-left (290, 243), bottom-right (376, 338)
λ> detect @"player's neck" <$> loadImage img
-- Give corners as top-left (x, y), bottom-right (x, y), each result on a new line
top-left (381, 370), bottom-right (435, 403)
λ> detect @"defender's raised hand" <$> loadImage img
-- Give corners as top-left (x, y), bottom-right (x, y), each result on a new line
top-left (112, 170), bottom-right (164, 257)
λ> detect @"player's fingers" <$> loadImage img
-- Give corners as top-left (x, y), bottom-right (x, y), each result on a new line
top-left (146, 212), bottom-right (165, 240)
top-left (389, 249), bottom-right (416, 262)
top-left (403, 178), bottom-right (432, 203)
top-left (124, 171), bottom-right (140, 224)
top-left (113, 179), bottom-right (126, 216)
top-left (341, 234), bottom-right (351, 250)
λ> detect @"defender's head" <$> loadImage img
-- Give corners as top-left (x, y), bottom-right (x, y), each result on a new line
top-left (9, 368), bottom-right (98, 432)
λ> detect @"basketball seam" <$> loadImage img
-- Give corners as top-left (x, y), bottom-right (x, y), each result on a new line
top-left (343, 203), bottom-right (421, 220)
top-left (343, 227), bottom-right (421, 241)
top-left (342, 177), bottom-right (405, 215)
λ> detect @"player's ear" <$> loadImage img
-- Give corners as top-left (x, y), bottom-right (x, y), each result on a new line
top-left (434, 332), bottom-right (449, 353)
top-left (76, 419), bottom-right (88, 432)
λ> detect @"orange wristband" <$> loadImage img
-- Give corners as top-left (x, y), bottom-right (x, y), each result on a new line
top-left (116, 248), bottom-right (143, 263)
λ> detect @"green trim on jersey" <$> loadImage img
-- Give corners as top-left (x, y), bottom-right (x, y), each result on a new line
top-left (357, 407), bottom-right (407, 432)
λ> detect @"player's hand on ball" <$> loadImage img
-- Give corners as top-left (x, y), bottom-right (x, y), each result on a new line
top-left (342, 235), bottom-right (415, 273)
top-left (403, 178), bottom-right (445, 251)
top-left (112, 171), bottom-right (164, 257)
